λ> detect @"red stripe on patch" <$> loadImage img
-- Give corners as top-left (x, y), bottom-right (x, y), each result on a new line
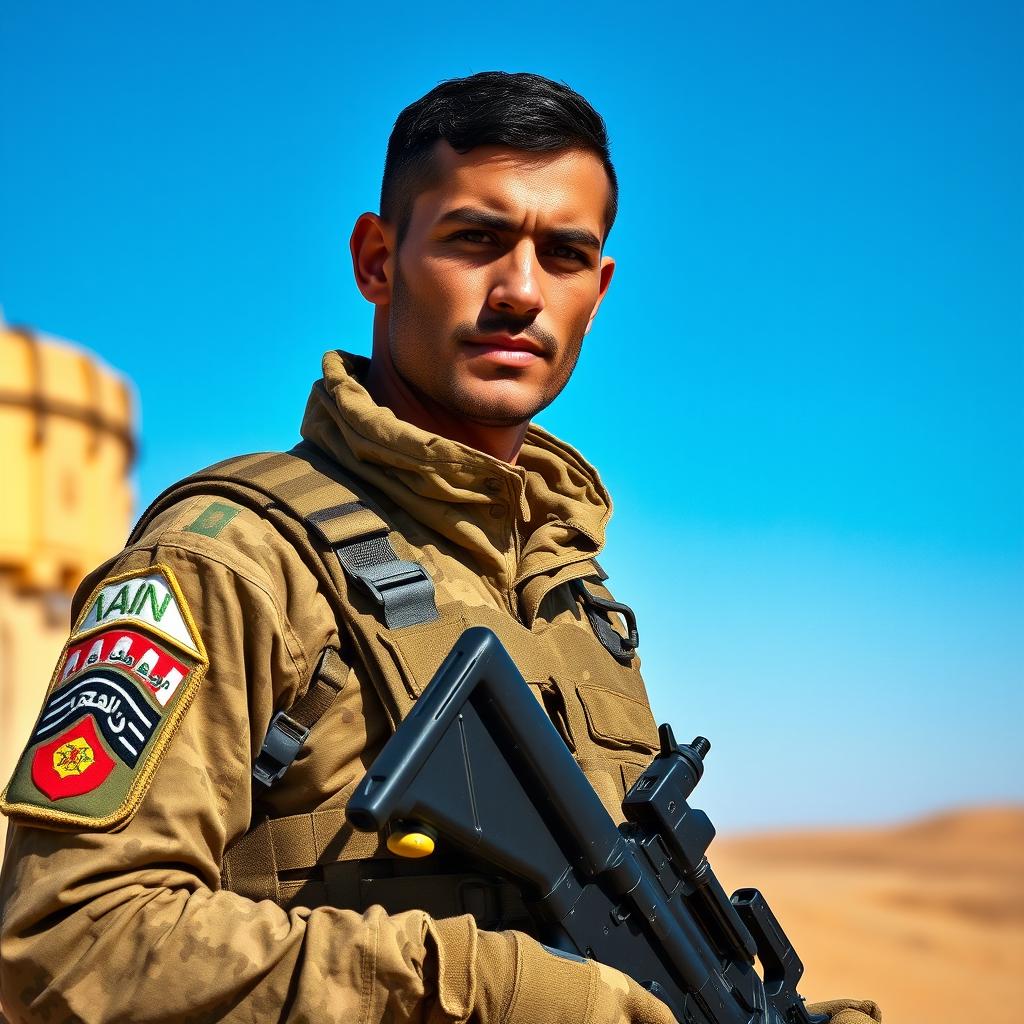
top-left (31, 716), bottom-right (116, 800)
top-left (61, 629), bottom-right (191, 706)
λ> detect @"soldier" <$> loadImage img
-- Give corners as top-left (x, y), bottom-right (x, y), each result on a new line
top-left (0, 72), bottom-right (881, 1024)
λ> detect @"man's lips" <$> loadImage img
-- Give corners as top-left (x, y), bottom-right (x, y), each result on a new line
top-left (465, 335), bottom-right (546, 356)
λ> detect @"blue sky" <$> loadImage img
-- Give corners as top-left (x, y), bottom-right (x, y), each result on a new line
top-left (2, 2), bottom-right (1021, 830)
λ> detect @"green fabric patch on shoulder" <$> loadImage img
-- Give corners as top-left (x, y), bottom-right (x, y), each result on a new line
top-left (184, 501), bottom-right (240, 538)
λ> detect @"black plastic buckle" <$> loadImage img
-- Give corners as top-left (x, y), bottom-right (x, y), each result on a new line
top-left (355, 559), bottom-right (432, 608)
top-left (589, 591), bottom-right (639, 652)
top-left (573, 579), bottom-right (640, 663)
top-left (252, 711), bottom-right (311, 790)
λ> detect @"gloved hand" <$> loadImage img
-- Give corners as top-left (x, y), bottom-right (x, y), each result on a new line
top-left (806, 998), bottom-right (883, 1023)
top-left (474, 929), bottom-right (676, 1024)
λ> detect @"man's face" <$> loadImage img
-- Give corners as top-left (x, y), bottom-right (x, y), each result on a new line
top-left (381, 142), bottom-right (615, 427)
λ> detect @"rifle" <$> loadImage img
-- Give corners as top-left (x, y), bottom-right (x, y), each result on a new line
top-left (347, 627), bottom-right (825, 1024)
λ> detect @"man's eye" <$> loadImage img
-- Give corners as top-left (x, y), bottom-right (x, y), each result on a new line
top-left (455, 230), bottom-right (494, 244)
top-left (549, 246), bottom-right (585, 262)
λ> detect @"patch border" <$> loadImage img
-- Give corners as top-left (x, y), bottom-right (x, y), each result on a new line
top-left (0, 563), bottom-right (210, 830)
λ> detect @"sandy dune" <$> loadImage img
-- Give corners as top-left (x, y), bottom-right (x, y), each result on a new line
top-left (711, 805), bottom-right (1024, 1024)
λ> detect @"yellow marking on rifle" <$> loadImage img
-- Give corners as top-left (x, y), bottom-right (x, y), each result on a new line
top-left (387, 827), bottom-right (436, 858)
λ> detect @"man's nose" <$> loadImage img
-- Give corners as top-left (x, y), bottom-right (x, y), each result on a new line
top-left (487, 241), bottom-right (544, 319)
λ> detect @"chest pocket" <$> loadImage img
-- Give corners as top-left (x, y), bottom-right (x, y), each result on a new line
top-left (527, 577), bottom-right (660, 819)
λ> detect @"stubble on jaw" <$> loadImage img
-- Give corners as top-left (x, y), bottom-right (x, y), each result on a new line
top-left (386, 262), bottom-right (588, 429)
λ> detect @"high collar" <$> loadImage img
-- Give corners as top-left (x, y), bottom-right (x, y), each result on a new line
top-left (298, 350), bottom-right (612, 591)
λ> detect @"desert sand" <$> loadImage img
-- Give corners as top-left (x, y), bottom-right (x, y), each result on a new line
top-left (711, 805), bottom-right (1024, 1024)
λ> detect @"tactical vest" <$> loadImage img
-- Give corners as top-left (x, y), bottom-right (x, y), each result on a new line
top-left (129, 441), bottom-right (660, 930)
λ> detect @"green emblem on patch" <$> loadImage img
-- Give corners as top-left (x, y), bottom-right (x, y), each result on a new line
top-left (185, 501), bottom-right (239, 538)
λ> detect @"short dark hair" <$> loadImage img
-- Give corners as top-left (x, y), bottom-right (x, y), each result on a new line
top-left (380, 71), bottom-right (618, 249)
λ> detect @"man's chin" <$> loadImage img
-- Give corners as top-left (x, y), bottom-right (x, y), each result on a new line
top-left (464, 411), bottom-right (534, 428)
top-left (440, 377), bottom-right (545, 426)
top-left (448, 396), bottom-right (535, 428)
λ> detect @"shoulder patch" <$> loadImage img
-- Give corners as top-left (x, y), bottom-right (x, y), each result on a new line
top-left (0, 564), bottom-right (209, 831)
top-left (184, 500), bottom-right (240, 538)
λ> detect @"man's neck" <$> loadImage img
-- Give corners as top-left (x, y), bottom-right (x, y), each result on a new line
top-left (364, 357), bottom-right (529, 465)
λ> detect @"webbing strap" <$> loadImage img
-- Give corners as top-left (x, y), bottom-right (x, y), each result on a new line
top-left (266, 808), bottom-right (385, 869)
top-left (225, 810), bottom-right (536, 929)
top-left (128, 445), bottom-right (443, 732)
top-left (132, 445), bottom-right (439, 632)
top-left (129, 444), bottom-right (390, 549)
top-left (335, 534), bottom-right (439, 629)
top-left (220, 816), bottom-right (280, 902)
top-left (252, 647), bottom-right (349, 793)
top-left (221, 804), bottom-right (387, 901)
top-left (288, 647), bottom-right (348, 729)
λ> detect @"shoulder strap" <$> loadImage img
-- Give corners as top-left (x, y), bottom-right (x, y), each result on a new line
top-left (129, 443), bottom-right (385, 546)
top-left (251, 645), bottom-right (348, 793)
top-left (132, 442), bottom-right (442, 732)
top-left (131, 442), bottom-right (439, 630)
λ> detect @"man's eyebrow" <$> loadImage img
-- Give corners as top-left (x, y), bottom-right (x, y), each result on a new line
top-left (437, 206), bottom-right (602, 251)
top-left (544, 225), bottom-right (603, 251)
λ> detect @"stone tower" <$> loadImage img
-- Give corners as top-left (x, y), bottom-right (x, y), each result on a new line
top-left (0, 318), bottom-right (136, 844)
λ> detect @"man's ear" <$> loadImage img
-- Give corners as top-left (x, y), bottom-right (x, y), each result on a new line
top-left (349, 212), bottom-right (395, 305)
top-left (584, 255), bottom-right (616, 336)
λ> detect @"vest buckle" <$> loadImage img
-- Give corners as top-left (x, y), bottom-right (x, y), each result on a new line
top-left (335, 535), bottom-right (440, 629)
top-left (572, 579), bottom-right (640, 664)
top-left (253, 711), bottom-right (311, 791)
top-left (358, 559), bottom-right (433, 605)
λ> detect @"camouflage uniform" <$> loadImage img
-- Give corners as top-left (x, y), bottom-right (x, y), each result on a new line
top-left (0, 351), bottom-right (879, 1024)
top-left (0, 350), bottom-right (671, 1023)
